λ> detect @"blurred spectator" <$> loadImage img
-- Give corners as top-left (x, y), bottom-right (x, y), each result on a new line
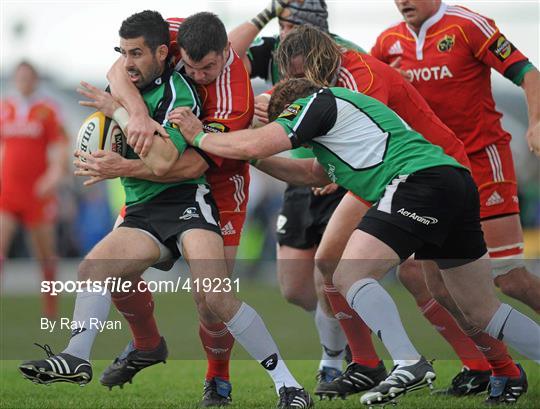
top-left (0, 60), bottom-right (69, 317)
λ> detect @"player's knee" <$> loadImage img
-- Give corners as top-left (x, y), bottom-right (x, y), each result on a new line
top-left (280, 284), bottom-right (315, 311)
top-left (77, 258), bottom-right (95, 281)
top-left (397, 260), bottom-right (430, 301)
top-left (495, 268), bottom-right (529, 298)
top-left (204, 291), bottom-right (236, 320)
top-left (460, 306), bottom-right (491, 330)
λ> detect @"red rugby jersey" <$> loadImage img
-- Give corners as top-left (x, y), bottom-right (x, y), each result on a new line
top-left (337, 49), bottom-right (469, 167)
top-left (167, 18), bottom-right (254, 185)
top-left (0, 94), bottom-right (63, 196)
top-left (371, 3), bottom-right (532, 154)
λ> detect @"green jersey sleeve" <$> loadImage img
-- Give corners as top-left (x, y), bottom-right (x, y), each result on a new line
top-left (274, 89), bottom-right (337, 148)
top-left (160, 71), bottom-right (201, 155)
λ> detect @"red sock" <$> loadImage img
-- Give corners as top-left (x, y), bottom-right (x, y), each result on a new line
top-left (199, 322), bottom-right (234, 381)
top-left (112, 279), bottom-right (161, 351)
top-left (420, 299), bottom-right (490, 371)
top-left (323, 283), bottom-right (380, 368)
top-left (465, 328), bottom-right (520, 378)
top-left (42, 261), bottom-right (57, 318)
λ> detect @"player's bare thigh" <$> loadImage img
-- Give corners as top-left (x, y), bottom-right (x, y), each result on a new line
top-left (333, 229), bottom-right (400, 294)
top-left (78, 226), bottom-right (161, 282)
top-left (482, 214), bottom-right (524, 250)
top-left (181, 229), bottom-right (241, 322)
top-left (277, 245), bottom-right (317, 310)
top-left (315, 193), bottom-right (369, 280)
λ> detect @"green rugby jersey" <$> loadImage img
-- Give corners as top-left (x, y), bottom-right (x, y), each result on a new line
top-left (122, 67), bottom-right (204, 205)
top-left (274, 87), bottom-right (466, 203)
top-left (248, 33), bottom-right (366, 159)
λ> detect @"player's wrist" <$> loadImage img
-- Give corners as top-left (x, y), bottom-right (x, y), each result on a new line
top-left (193, 131), bottom-right (208, 149)
top-left (112, 107), bottom-right (130, 132)
top-left (251, 0), bottom-right (284, 30)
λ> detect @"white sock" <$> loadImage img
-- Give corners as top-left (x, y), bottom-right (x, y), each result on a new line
top-left (226, 302), bottom-right (301, 393)
top-left (63, 289), bottom-right (111, 361)
top-left (485, 303), bottom-right (540, 363)
top-left (346, 278), bottom-right (421, 365)
top-left (315, 302), bottom-right (346, 371)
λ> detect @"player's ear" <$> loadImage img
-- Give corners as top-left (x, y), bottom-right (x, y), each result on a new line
top-left (223, 41), bottom-right (231, 59)
top-left (156, 44), bottom-right (169, 63)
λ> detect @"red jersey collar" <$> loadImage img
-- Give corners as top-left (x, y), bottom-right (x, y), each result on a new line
top-left (405, 2), bottom-right (448, 60)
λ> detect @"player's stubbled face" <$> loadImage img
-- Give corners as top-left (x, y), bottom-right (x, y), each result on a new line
top-left (395, 0), bottom-right (441, 28)
top-left (180, 49), bottom-right (227, 86)
top-left (118, 36), bottom-right (162, 89)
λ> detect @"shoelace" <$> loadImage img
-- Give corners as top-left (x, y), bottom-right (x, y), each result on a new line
top-left (34, 343), bottom-right (55, 358)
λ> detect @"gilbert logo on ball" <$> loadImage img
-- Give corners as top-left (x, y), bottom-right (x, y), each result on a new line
top-left (76, 111), bottom-right (127, 162)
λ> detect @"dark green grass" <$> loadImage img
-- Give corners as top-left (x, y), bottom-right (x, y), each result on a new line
top-left (1, 282), bottom-right (538, 408)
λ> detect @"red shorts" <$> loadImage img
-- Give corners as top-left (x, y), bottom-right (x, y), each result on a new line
top-left (211, 172), bottom-right (250, 247)
top-left (0, 193), bottom-right (57, 227)
top-left (469, 142), bottom-right (519, 220)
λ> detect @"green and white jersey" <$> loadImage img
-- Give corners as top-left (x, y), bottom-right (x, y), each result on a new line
top-left (122, 67), bottom-right (204, 206)
top-left (274, 87), bottom-right (466, 203)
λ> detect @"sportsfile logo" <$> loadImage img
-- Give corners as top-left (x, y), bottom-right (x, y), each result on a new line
top-left (397, 208), bottom-right (438, 225)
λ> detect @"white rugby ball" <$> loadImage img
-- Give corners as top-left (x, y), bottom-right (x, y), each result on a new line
top-left (76, 111), bottom-right (127, 161)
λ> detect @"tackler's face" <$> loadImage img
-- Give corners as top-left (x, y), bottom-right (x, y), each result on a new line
top-left (117, 36), bottom-right (165, 89)
top-left (180, 46), bottom-right (228, 86)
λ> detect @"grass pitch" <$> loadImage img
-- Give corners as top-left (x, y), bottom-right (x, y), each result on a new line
top-left (1, 282), bottom-right (538, 408)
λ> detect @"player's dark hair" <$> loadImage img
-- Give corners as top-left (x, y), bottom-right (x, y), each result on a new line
top-left (276, 24), bottom-right (341, 87)
top-left (268, 78), bottom-right (321, 122)
top-left (177, 12), bottom-right (228, 61)
top-left (119, 10), bottom-right (169, 52)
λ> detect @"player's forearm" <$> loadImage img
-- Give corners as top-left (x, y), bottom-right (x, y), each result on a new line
top-left (133, 135), bottom-right (179, 177)
top-left (195, 122), bottom-right (291, 160)
top-left (107, 58), bottom-right (148, 116)
top-left (254, 157), bottom-right (330, 186)
top-left (522, 68), bottom-right (540, 125)
top-left (197, 130), bottom-right (259, 160)
top-left (122, 144), bottom-right (209, 181)
top-left (228, 21), bottom-right (260, 61)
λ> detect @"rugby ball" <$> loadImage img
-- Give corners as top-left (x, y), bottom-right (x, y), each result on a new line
top-left (76, 111), bottom-right (127, 161)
